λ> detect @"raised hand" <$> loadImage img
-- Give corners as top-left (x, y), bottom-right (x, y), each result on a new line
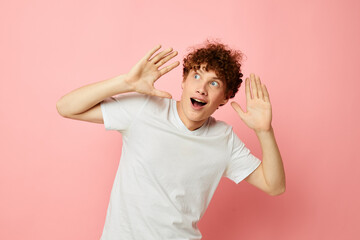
top-left (126, 45), bottom-right (180, 98)
top-left (231, 73), bottom-right (272, 133)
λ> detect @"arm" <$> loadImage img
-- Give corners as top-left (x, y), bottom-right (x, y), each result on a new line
top-left (231, 74), bottom-right (286, 196)
top-left (56, 45), bottom-right (180, 123)
top-left (246, 128), bottom-right (285, 196)
top-left (56, 75), bottom-right (132, 123)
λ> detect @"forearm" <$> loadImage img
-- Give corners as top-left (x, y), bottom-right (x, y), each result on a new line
top-left (256, 127), bottom-right (286, 194)
top-left (56, 74), bottom-right (133, 117)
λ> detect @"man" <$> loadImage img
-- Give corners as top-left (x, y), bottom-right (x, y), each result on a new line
top-left (56, 40), bottom-right (285, 239)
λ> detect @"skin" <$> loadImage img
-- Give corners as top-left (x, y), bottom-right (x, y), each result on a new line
top-left (56, 44), bottom-right (285, 196)
top-left (177, 63), bottom-right (228, 131)
top-left (231, 74), bottom-right (285, 196)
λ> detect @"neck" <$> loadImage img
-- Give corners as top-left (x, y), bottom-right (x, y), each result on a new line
top-left (176, 101), bottom-right (207, 131)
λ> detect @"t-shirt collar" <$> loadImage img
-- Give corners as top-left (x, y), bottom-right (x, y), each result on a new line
top-left (172, 100), bottom-right (209, 136)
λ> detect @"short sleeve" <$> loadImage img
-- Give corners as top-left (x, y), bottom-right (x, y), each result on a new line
top-left (224, 130), bottom-right (262, 184)
top-left (100, 92), bottom-right (149, 131)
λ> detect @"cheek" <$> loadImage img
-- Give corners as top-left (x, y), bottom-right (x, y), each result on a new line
top-left (212, 90), bottom-right (226, 100)
top-left (182, 80), bottom-right (194, 93)
top-left (214, 96), bottom-right (226, 106)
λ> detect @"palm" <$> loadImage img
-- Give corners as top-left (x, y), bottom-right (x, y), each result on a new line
top-left (126, 45), bottom-right (180, 98)
top-left (231, 74), bottom-right (272, 133)
top-left (128, 60), bottom-right (161, 94)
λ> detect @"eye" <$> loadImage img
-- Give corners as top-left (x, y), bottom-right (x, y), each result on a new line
top-left (194, 74), bottom-right (200, 80)
top-left (210, 81), bottom-right (219, 87)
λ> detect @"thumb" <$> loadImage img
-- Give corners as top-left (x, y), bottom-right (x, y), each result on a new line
top-left (152, 89), bottom-right (172, 99)
top-left (231, 101), bottom-right (246, 119)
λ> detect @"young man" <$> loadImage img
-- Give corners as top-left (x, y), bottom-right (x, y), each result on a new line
top-left (56, 41), bottom-right (285, 240)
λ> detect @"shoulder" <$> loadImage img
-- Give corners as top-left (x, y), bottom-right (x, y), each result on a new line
top-left (119, 94), bottom-right (174, 119)
top-left (145, 94), bottom-right (172, 109)
top-left (205, 118), bottom-right (248, 148)
top-left (206, 117), bottom-right (233, 136)
top-left (110, 92), bottom-right (148, 102)
top-left (108, 93), bottom-right (171, 109)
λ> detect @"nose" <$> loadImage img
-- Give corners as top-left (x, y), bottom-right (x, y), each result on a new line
top-left (196, 81), bottom-right (208, 96)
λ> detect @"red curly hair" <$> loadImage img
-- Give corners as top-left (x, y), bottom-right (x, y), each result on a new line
top-left (182, 39), bottom-right (244, 99)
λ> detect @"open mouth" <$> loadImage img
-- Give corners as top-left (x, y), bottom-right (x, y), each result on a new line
top-left (190, 98), bottom-right (207, 107)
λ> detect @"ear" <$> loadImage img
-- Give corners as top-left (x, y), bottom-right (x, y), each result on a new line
top-left (220, 98), bottom-right (229, 106)
top-left (221, 90), bottom-right (232, 105)
top-left (181, 78), bottom-right (186, 89)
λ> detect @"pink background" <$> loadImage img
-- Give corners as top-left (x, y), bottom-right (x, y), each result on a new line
top-left (1, 0), bottom-right (359, 239)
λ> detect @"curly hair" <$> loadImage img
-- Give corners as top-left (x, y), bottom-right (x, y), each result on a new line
top-left (182, 39), bottom-right (244, 99)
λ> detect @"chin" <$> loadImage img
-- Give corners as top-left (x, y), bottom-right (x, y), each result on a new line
top-left (186, 111), bottom-right (209, 123)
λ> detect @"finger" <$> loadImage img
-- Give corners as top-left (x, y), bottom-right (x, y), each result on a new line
top-left (245, 78), bottom-right (251, 101)
top-left (250, 73), bottom-right (259, 98)
top-left (155, 51), bottom-right (178, 67)
top-left (143, 44), bottom-right (162, 61)
top-left (262, 83), bottom-right (270, 102)
top-left (150, 47), bottom-right (174, 64)
top-left (152, 89), bottom-right (172, 99)
top-left (255, 75), bottom-right (264, 100)
top-left (231, 101), bottom-right (246, 119)
top-left (158, 61), bottom-right (180, 76)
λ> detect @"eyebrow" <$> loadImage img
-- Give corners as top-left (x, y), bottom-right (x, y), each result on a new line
top-left (196, 68), bottom-right (222, 81)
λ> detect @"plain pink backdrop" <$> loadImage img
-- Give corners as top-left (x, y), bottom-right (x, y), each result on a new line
top-left (1, 0), bottom-right (359, 239)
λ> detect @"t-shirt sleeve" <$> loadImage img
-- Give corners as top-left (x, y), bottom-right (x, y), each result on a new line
top-left (100, 92), bottom-right (149, 131)
top-left (224, 130), bottom-right (262, 184)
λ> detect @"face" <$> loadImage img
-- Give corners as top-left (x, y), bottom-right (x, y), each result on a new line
top-left (177, 64), bottom-right (229, 131)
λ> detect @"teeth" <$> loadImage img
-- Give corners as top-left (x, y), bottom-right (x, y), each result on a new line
top-left (194, 98), bottom-right (206, 103)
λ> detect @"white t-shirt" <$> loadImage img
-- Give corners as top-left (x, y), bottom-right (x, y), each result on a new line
top-left (99, 93), bottom-right (261, 240)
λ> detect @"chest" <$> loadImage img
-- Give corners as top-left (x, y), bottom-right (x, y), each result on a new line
top-left (123, 117), bottom-right (230, 184)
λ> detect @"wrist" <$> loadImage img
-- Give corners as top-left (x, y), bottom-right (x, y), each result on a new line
top-left (255, 126), bottom-right (274, 137)
top-left (114, 74), bottom-right (135, 93)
